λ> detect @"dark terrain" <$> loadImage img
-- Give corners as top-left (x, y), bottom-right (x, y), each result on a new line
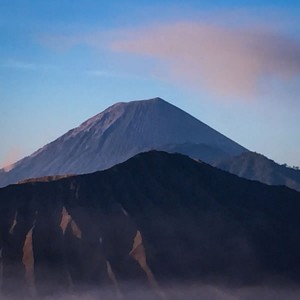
top-left (1, 151), bottom-right (300, 299)
top-left (214, 151), bottom-right (300, 191)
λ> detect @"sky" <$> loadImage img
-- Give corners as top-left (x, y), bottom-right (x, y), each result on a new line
top-left (1, 0), bottom-right (300, 168)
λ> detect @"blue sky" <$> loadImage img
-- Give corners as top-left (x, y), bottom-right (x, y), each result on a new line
top-left (1, 0), bottom-right (300, 167)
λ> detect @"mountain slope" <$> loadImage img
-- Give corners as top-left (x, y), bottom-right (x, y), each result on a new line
top-left (0, 97), bottom-right (246, 187)
top-left (213, 152), bottom-right (300, 191)
top-left (1, 151), bottom-right (300, 298)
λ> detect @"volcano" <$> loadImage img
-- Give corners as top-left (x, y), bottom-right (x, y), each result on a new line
top-left (0, 97), bottom-right (246, 187)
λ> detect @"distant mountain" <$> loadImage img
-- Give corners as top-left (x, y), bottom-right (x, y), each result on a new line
top-left (1, 151), bottom-right (300, 298)
top-left (0, 97), bottom-right (246, 187)
top-left (214, 152), bottom-right (300, 191)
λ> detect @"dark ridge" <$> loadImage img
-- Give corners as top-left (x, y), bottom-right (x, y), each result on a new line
top-left (0, 151), bottom-right (300, 297)
top-left (214, 151), bottom-right (300, 191)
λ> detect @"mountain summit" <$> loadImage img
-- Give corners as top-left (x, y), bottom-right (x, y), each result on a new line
top-left (0, 98), bottom-right (246, 187)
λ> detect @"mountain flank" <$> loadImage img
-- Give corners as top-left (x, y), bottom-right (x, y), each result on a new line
top-left (213, 151), bottom-right (300, 191)
top-left (1, 97), bottom-right (299, 192)
top-left (0, 97), bottom-right (246, 188)
top-left (1, 151), bottom-right (300, 298)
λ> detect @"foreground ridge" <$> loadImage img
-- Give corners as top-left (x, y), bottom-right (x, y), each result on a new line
top-left (0, 151), bottom-right (299, 297)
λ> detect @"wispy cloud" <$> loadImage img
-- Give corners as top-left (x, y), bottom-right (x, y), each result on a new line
top-left (1, 59), bottom-right (58, 71)
top-left (110, 22), bottom-right (300, 98)
top-left (39, 10), bottom-right (300, 100)
top-left (39, 30), bottom-right (114, 52)
top-left (85, 69), bottom-right (146, 80)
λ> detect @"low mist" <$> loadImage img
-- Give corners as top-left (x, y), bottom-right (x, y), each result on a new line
top-left (1, 282), bottom-right (300, 300)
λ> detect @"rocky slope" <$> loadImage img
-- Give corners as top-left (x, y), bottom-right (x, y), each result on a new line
top-left (214, 152), bottom-right (300, 191)
top-left (0, 98), bottom-right (246, 188)
top-left (0, 151), bottom-right (300, 298)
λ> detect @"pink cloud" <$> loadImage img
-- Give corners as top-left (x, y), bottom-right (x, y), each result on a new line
top-left (110, 22), bottom-right (300, 98)
top-left (2, 146), bottom-right (22, 171)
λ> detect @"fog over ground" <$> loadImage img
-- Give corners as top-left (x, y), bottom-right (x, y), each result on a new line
top-left (1, 283), bottom-right (300, 300)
